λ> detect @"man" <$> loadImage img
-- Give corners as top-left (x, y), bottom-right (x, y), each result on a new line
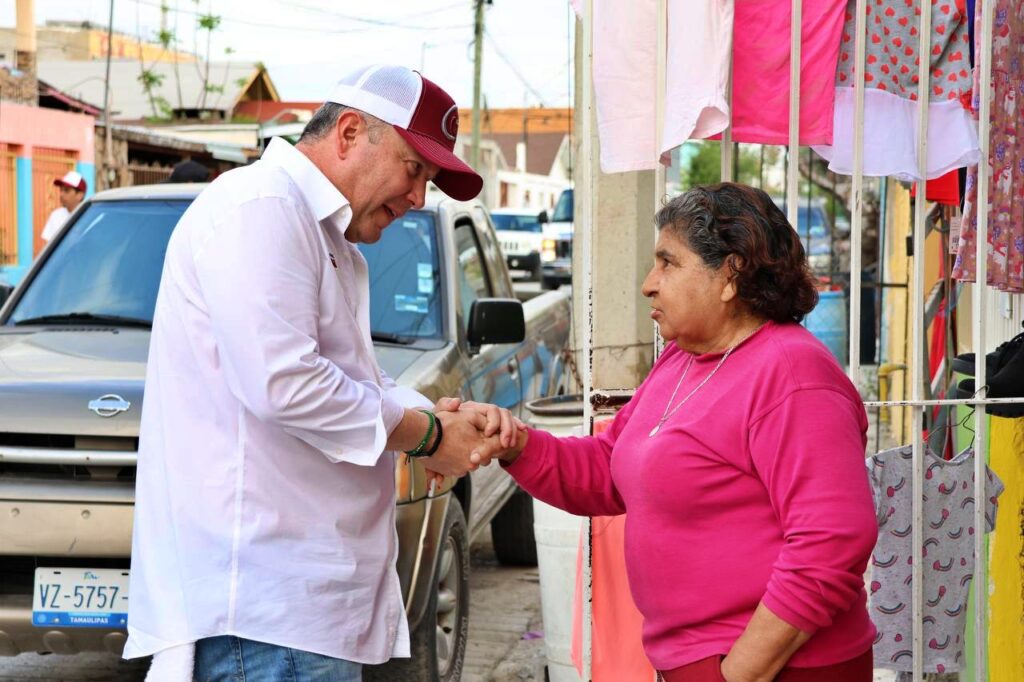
top-left (40, 171), bottom-right (86, 242)
top-left (164, 159), bottom-right (210, 183)
top-left (124, 64), bottom-right (512, 681)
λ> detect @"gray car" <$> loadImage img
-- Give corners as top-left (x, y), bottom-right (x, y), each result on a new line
top-left (0, 184), bottom-right (571, 681)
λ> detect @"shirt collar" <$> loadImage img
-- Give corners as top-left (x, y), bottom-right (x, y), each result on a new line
top-left (260, 137), bottom-right (353, 234)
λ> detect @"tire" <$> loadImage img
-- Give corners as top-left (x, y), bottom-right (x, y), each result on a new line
top-left (365, 497), bottom-right (469, 682)
top-left (490, 488), bottom-right (538, 567)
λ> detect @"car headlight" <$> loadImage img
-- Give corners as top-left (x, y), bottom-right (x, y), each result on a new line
top-left (541, 239), bottom-right (557, 263)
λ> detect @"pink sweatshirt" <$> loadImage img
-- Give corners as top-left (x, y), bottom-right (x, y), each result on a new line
top-left (506, 321), bottom-right (878, 670)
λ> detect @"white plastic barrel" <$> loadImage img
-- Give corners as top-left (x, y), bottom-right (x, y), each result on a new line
top-left (524, 395), bottom-right (585, 682)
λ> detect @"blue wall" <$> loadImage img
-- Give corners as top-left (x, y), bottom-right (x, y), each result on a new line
top-left (77, 161), bottom-right (96, 199)
top-left (0, 157), bottom-right (34, 287)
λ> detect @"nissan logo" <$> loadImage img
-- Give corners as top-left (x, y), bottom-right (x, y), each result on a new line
top-left (88, 394), bottom-right (131, 418)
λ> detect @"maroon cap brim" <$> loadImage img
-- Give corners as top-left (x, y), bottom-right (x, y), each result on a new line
top-left (53, 179), bottom-right (85, 191)
top-left (394, 127), bottom-right (483, 201)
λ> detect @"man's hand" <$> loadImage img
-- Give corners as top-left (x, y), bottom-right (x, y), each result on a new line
top-left (419, 408), bottom-right (504, 479)
top-left (434, 397), bottom-right (526, 449)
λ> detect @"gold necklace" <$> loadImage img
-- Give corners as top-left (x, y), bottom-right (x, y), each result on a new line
top-left (648, 322), bottom-right (768, 438)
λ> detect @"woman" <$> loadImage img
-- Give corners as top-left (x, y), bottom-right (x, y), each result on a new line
top-left (495, 183), bottom-right (878, 681)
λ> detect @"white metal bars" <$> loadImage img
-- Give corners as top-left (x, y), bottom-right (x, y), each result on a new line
top-left (848, 0), bottom-right (868, 390)
top-left (972, 1), bottom-right (996, 678)
top-left (580, 0), bottom-right (596, 678)
top-left (908, 0), bottom-right (935, 676)
top-left (785, 0), bottom-right (802, 232)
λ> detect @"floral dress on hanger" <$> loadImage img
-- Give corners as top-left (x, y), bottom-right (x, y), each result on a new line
top-left (953, 0), bottom-right (1024, 294)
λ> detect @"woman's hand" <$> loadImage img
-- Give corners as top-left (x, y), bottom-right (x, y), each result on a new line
top-left (434, 397), bottom-right (527, 449)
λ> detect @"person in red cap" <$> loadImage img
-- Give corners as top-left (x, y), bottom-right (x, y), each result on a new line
top-left (41, 171), bottom-right (87, 243)
top-left (125, 65), bottom-right (516, 682)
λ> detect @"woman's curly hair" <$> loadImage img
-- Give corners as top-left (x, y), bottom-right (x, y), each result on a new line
top-left (656, 183), bottom-right (819, 323)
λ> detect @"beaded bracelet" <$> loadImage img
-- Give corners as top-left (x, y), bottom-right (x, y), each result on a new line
top-left (405, 410), bottom-right (436, 457)
top-left (419, 410), bottom-right (444, 458)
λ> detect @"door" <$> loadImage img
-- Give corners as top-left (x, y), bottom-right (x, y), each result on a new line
top-left (453, 216), bottom-right (522, 532)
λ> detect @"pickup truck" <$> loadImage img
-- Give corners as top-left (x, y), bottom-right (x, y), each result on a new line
top-left (539, 188), bottom-right (574, 290)
top-left (0, 184), bottom-right (571, 682)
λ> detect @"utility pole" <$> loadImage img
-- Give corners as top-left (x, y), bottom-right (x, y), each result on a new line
top-left (103, 0), bottom-right (115, 188)
top-left (470, 0), bottom-right (486, 170)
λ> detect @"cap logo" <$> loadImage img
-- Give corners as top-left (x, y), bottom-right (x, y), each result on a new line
top-left (442, 105), bottom-right (459, 141)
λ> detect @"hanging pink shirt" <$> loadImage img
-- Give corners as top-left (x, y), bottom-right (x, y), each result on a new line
top-left (505, 322), bottom-right (878, 671)
top-left (729, 0), bottom-right (848, 145)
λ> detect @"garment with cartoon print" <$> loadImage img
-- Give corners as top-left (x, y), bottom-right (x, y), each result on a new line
top-left (866, 445), bottom-right (1003, 673)
top-left (813, 0), bottom-right (980, 180)
top-left (952, 0), bottom-right (1024, 293)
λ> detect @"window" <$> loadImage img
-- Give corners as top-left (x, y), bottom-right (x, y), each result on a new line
top-left (454, 220), bottom-right (492, 325)
top-left (7, 200), bottom-right (187, 325)
top-left (358, 210), bottom-right (443, 340)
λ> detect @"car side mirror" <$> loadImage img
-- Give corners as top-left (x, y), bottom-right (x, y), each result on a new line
top-left (467, 298), bottom-right (525, 352)
top-left (537, 210), bottom-right (549, 225)
top-left (0, 282), bottom-right (13, 309)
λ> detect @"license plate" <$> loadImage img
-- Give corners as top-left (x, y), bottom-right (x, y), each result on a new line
top-left (32, 567), bottom-right (129, 628)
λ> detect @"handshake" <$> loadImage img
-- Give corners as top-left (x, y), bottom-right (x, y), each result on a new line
top-left (403, 397), bottom-right (528, 484)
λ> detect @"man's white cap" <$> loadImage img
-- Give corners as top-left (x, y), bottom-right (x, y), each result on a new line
top-left (326, 64), bottom-right (482, 201)
top-left (54, 171), bottom-right (86, 192)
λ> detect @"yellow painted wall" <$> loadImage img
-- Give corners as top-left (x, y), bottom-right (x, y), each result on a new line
top-left (881, 181), bottom-right (949, 438)
top-left (88, 31), bottom-right (195, 63)
top-left (988, 416), bottom-right (1024, 681)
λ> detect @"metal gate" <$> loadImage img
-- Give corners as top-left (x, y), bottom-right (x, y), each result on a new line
top-left (30, 147), bottom-right (76, 256)
top-left (0, 144), bottom-right (18, 266)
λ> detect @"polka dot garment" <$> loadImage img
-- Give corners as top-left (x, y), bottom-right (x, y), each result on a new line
top-left (813, 0), bottom-right (981, 180)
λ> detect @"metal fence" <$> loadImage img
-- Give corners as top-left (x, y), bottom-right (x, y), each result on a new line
top-left (126, 163), bottom-right (174, 186)
top-left (577, 1), bottom-right (1019, 680)
top-left (29, 147), bottom-right (76, 257)
top-left (0, 144), bottom-right (17, 266)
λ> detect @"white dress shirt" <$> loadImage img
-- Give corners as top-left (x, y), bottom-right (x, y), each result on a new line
top-left (125, 138), bottom-right (429, 664)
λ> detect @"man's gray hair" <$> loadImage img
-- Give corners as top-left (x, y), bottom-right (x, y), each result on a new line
top-left (299, 103), bottom-right (386, 144)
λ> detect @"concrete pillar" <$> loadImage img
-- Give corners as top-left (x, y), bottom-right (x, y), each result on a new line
top-left (571, 21), bottom-right (655, 393)
top-left (15, 0), bottom-right (36, 75)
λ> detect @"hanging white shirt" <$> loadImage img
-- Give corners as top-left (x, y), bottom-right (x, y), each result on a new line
top-left (124, 137), bottom-right (429, 665)
top-left (41, 206), bottom-right (70, 242)
top-left (588, 0), bottom-right (732, 173)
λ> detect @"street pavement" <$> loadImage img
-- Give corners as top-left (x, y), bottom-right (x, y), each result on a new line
top-left (0, 527), bottom-right (546, 682)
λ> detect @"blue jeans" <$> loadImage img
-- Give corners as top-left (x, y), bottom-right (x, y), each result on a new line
top-left (193, 635), bottom-right (362, 682)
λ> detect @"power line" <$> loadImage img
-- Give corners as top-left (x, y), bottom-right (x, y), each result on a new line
top-left (274, 0), bottom-right (467, 27)
top-left (127, 0), bottom-right (472, 35)
top-left (483, 28), bottom-right (546, 106)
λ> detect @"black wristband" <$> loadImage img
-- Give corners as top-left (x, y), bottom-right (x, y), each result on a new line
top-left (419, 410), bottom-right (444, 458)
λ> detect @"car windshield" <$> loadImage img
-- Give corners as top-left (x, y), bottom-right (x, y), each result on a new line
top-left (357, 210), bottom-right (443, 341)
top-left (492, 213), bottom-right (542, 233)
top-left (6, 200), bottom-right (185, 326)
top-left (550, 189), bottom-right (573, 223)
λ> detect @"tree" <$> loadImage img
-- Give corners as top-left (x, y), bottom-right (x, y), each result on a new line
top-left (680, 141), bottom-right (781, 193)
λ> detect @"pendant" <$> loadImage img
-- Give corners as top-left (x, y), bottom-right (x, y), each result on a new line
top-left (648, 424), bottom-right (660, 437)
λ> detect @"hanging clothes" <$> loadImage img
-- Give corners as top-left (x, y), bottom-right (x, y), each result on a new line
top-left (590, 0), bottom-right (732, 173)
top-left (911, 169), bottom-right (962, 205)
top-left (866, 445), bottom-right (1003, 674)
top-left (587, 0), bottom-right (844, 173)
top-left (728, 0), bottom-right (847, 146)
top-left (813, 0), bottom-right (980, 181)
top-left (952, 0), bottom-right (1024, 293)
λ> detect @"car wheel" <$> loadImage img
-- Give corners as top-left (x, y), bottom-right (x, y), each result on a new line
top-left (365, 496), bottom-right (469, 682)
top-left (490, 488), bottom-right (538, 566)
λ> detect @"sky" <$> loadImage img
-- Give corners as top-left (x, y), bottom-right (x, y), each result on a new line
top-left (1, 0), bottom-right (576, 108)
